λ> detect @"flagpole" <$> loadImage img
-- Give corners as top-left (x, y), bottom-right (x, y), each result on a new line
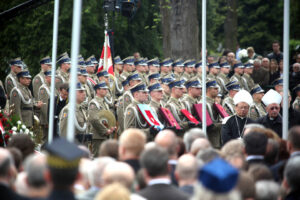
top-left (201, 0), bottom-right (207, 134)
top-left (282, 0), bottom-right (290, 140)
top-left (104, 13), bottom-right (108, 71)
top-left (48, 0), bottom-right (60, 144)
top-left (67, 0), bottom-right (82, 142)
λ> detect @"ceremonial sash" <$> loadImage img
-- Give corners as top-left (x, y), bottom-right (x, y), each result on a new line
top-left (193, 104), bottom-right (213, 127)
top-left (87, 77), bottom-right (96, 86)
top-left (213, 103), bottom-right (229, 118)
top-left (137, 104), bottom-right (164, 130)
top-left (180, 109), bottom-right (199, 125)
top-left (159, 107), bottom-right (181, 129)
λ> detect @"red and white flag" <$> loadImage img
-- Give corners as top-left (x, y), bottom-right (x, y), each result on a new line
top-left (97, 31), bottom-right (114, 76)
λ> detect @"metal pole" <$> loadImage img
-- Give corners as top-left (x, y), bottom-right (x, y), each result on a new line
top-left (67, 0), bottom-right (82, 142)
top-left (104, 13), bottom-right (108, 71)
top-left (201, 0), bottom-right (207, 134)
top-left (282, 0), bottom-right (290, 140)
top-left (48, 0), bottom-right (59, 143)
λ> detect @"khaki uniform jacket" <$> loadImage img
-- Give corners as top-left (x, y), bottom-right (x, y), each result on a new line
top-left (56, 69), bottom-right (69, 90)
top-left (292, 97), bottom-right (300, 112)
top-left (242, 73), bottom-right (255, 92)
top-left (32, 71), bottom-right (45, 98)
top-left (59, 103), bottom-right (87, 138)
top-left (222, 96), bottom-right (235, 116)
top-left (180, 94), bottom-right (198, 116)
top-left (230, 74), bottom-right (245, 89)
top-left (10, 83), bottom-right (34, 127)
top-left (249, 101), bottom-right (267, 120)
top-left (165, 97), bottom-right (188, 130)
top-left (88, 96), bottom-right (111, 140)
top-left (38, 83), bottom-right (51, 125)
top-left (5, 71), bottom-right (18, 97)
top-left (124, 100), bottom-right (152, 140)
top-left (181, 72), bottom-right (193, 82)
top-left (216, 73), bottom-right (229, 96)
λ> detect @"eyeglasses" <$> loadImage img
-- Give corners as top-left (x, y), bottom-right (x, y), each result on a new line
top-left (270, 106), bottom-right (280, 111)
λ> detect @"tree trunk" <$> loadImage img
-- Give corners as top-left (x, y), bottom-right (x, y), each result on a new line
top-left (224, 0), bottom-right (238, 52)
top-left (160, 0), bottom-right (199, 60)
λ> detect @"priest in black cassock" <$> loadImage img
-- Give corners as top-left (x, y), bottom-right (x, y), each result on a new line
top-left (221, 90), bottom-right (255, 145)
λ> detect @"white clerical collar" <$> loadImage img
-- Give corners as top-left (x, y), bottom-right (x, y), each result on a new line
top-left (148, 178), bottom-right (171, 186)
top-left (246, 155), bottom-right (264, 161)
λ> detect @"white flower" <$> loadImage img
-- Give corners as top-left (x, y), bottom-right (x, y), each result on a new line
top-left (12, 127), bottom-right (17, 131)
top-left (17, 121), bottom-right (22, 125)
top-left (21, 125), bottom-right (26, 130)
top-left (20, 129), bottom-right (23, 134)
top-left (12, 131), bottom-right (17, 135)
top-left (24, 129), bottom-right (29, 134)
top-left (29, 131), bottom-right (33, 136)
top-left (238, 49), bottom-right (248, 59)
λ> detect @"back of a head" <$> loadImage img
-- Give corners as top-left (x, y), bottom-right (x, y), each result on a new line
top-left (95, 182), bottom-right (130, 200)
top-left (237, 171), bottom-right (255, 200)
top-left (102, 161), bottom-right (135, 189)
top-left (284, 156), bottom-right (300, 191)
top-left (221, 139), bottom-right (244, 158)
top-left (99, 139), bottom-right (119, 160)
top-left (255, 180), bottom-right (281, 200)
top-left (155, 130), bottom-right (177, 157)
top-left (89, 157), bottom-right (115, 187)
top-left (23, 154), bottom-right (47, 188)
top-left (119, 128), bottom-right (146, 159)
top-left (248, 164), bottom-right (273, 182)
top-left (176, 154), bottom-right (198, 181)
top-left (190, 138), bottom-right (211, 156)
top-left (7, 134), bottom-right (35, 160)
top-left (183, 128), bottom-right (206, 152)
top-left (140, 146), bottom-right (169, 177)
top-left (0, 148), bottom-right (14, 178)
top-left (288, 126), bottom-right (300, 151)
top-left (196, 148), bottom-right (219, 163)
top-left (265, 139), bottom-right (280, 166)
top-left (244, 131), bottom-right (268, 156)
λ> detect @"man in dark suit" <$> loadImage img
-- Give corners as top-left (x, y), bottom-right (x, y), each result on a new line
top-left (0, 148), bottom-right (29, 200)
top-left (243, 131), bottom-right (268, 169)
top-left (138, 146), bottom-right (189, 200)
top-left (48, 83), bottom-right (68, 138)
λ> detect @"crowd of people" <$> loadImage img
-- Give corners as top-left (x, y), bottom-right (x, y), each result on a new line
top-left (0, 41), bottom-right (300, 199)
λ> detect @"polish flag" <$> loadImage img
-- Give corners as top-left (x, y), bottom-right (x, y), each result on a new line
top-left (97, 31), bottom-right (114, 75)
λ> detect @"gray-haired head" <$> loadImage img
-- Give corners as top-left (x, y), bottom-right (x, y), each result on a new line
top-left (23, 154), bottom-right (47, 188)
top-left (255, 180), bottom-right (281, 200)
top-left (183, 128), bottom-right (206, 152)
top-left (88, 157), bottom-right (115, 187)
top-left (284, 156), bottom-right (300, 191)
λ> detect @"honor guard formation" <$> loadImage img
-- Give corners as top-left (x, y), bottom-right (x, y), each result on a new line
top-left (1, 43), bottom-right (300, 200)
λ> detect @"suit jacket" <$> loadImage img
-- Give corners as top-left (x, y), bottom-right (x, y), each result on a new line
top-left (0, 183), bottom-right (30, 200)
top-left (46, 189), bottom-right (76, 200)
top-left (256, 114), bottom-right (282, 138)
top-left (138, 183), bottom-right (189, 200)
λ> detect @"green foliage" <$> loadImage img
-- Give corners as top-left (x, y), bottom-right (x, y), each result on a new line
top-left (0, 0), bottom-right (162, 80)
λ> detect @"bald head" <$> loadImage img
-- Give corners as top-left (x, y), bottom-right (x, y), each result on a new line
top-left (102, 161), bottom-right (135, 189)
top-left (176, 154), bottom-right (198, 185)
top-left (190, 138), bottom-right (211, 155)
top-left (155, 130), bottom-right (178, 158)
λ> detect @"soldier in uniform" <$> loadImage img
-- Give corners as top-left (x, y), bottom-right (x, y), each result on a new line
top-left (5, 57), bottom-right (23, 96)
top-left (207, 62), bottom-right (221, 81)
top-left (85, 59), bottom-right (97, 97)
top-left (78, 68), bottom-right (93, 109)
top-left (38, 70), bottom-right (58, 142)
top-left (292, 84), bottom-right (300, 112)
top-left (147, 58), bottom-right (160, 74)
top-left (32, 56), bottom-right (52, 98)
top-left (165, 80), bottom-right (190, 131)
top-left (222, 81), bottom-right (240, 116)
top-left (121, 56), bottom-right (135, 78)
top-left (194, 61), bottom-right (207, 81)
top-left (200, 79), bottom-right (222, 148)
top-left (59, 83), bottom-right (88, 144)
top-left (147, 73), bottom-right (160, 86)
top-left (216, 61), bottom-right (231, 96)
top-left (242, 62), bottom-right (255, 92)
top-left (56, 52), bottom-right (71, 90)
top-left (272, 78), bottom-right (283, 93)
top-left (182, 60), bottom-right (196, 82)
top-left (249, 84), bottom-right (266, 120)
top-left (10, 71), bottom-right (43, 128)
top-left (124, 82), bottom-right (158, 141)
top-left (160, 58), bottom-right (173, 78)
top-left (116, 79), bottom-right (130, 135)
top-left (180, 77), bottom-right (202, 115)
top-left (160, 76), bottom-right (174, 105)
top-left (230, 61), bottom-right (245, 89)
top-left (113, 56), bottom-right (125, 97)
top-left (88, 81), bottom-right (116, 157)
top-left (172, 59), bottom-right (184, 80)
top-left (148, 83), bottom-right (164, 123)
top-left (96, 71), bottom-right (115, 114)
top-left (134, 58), bottom-right (148, 83)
